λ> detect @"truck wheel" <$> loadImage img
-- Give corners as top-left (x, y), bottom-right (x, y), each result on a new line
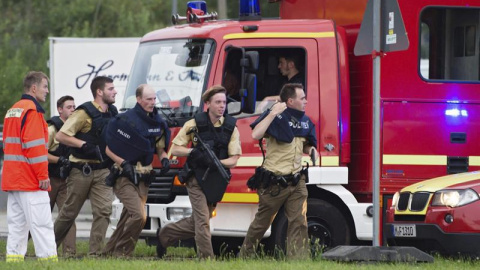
top-left (269, 198), bottom-right (350, 256)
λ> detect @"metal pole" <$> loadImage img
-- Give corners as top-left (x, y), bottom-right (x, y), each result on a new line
top-left (372, 0), bottom-right (381, 247)
top-left (218, 0), bottom-right (227, 19)
top-left (172, 0), bottom-right (178, 16)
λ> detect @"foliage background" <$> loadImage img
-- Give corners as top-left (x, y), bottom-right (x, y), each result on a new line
top-left (0, 0), bottom-right (279, 117)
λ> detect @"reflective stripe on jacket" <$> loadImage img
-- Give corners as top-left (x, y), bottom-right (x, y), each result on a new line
top-left (1, 96), bottom-right (49, 191)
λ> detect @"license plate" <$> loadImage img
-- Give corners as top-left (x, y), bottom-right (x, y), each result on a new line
top-left (393, 224), bottom-right (416, 237)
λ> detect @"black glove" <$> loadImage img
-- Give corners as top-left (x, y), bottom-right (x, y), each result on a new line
top-left (81, 142), bottom-right (97, 156)
top-left (58, 156), bottom-right (70, 166)
top-left (105, 165), bottom-right (120, 187)
top-left (160, 158), bottom-right (170, 176)
top-left (121, 161), bottom-right (136, 183)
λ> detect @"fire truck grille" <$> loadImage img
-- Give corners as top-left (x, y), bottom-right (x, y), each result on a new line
top-left (396, 192), bottom-right (431, 212)
top-left (146, 168), bottom-right (186, 204)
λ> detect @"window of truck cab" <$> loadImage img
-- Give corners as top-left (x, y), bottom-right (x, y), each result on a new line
top-left (123, 39), bottom-right (215, 122)
top-left (223, 47), bottom-right (307, 117)
top-left (420, 7), bottom-right (480, 82)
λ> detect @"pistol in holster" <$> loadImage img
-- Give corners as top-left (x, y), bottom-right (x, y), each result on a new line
top-left (59, 162), bottom-right (72, 180)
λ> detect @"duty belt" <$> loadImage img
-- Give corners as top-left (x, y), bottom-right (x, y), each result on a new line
top-left (71, 162), bottom-right (109, 176)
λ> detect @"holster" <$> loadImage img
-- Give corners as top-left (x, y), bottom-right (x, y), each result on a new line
top-left (246, 167), bottom-right (272, 190)
top-left (140, 170), bottom-right (156, 187)
top-left (301, 163), bottom-right (309, 184)
top-left (59, 163), bottom-right (72, 180)
top-left (178, 162), bottom-right (193, 184)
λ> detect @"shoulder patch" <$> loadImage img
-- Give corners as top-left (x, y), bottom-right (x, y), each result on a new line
top-left (5, 108), bottom-right (24, 118)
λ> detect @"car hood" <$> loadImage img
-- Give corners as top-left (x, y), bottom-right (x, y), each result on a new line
top-left (402, 171), bottom-right (480, 193)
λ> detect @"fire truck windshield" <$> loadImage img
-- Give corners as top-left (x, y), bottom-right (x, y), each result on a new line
top-left (123, 39), bottom-right (214, 120)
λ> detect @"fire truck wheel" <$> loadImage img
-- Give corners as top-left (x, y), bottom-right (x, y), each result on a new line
top-left (268, 198), bottom-right (350, 257)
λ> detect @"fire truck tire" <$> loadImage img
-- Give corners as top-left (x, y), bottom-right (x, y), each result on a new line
top-left (268, 198), bottom-right (350, 256)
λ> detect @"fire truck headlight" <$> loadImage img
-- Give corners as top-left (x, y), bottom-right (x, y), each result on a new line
top-left (167, 207), bottom-right (193, 221)
top-left (431, 189), bottom-right (479, 208)
top-left (391, 192), bottom-right (400, 208)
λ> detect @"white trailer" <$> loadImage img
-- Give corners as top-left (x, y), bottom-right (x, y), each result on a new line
top-left (48, 37), bottom-right (140, 115)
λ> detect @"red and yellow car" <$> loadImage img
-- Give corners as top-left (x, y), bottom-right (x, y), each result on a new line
top-left (385, 171), bottom-right (480, 256)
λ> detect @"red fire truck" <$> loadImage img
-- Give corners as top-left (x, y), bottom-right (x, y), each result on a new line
top-left (112, 0), bottom-right (480, 255)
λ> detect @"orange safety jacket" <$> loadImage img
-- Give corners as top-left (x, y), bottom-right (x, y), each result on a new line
top-left (1, 95), bottom-right (50, 191)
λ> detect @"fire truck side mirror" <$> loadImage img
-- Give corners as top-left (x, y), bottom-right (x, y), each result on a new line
top-left (240, 73), bottom-right (257, 114)
top-left (245, 51), bottom-right (259, 72)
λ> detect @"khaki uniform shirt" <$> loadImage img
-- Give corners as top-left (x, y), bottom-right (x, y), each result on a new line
top-left (60, 101), bottom-right (108, 163)
top-left (263, 135), bottom-right (307, 176)
top-left (172, 116), bottom-right (242, 156)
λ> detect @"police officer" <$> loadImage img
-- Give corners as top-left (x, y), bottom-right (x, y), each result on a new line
top-left (240, 83), bottom-right (318, 260)
top-left (102, 84), bottom-right (170, 257)
top-left (157, 85), bottom-right (242, 259)
top-left (54, 76), bottom-right (118, 256)
top-left (47, 95), bottom-right (76, 256)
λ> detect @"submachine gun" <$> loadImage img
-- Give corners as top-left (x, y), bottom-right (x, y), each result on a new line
top-left (187, 127), bottom-right (231, 184)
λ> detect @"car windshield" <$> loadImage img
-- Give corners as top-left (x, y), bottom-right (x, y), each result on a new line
top-left (123, 39), bottom-right (214, 122)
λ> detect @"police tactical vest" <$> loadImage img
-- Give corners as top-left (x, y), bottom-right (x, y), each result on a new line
top-left (191, 112), bottom-right (237, 204)
top-left (47, 116), bottom-right (71, 177)
top-left (194, 112), bottom-right (236, 160)
top-left (71, 102), bottom-right (118, 160)
top-left (110, 103), bottom-right (167, 165)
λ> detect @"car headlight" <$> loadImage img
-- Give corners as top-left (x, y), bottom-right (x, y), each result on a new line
top-left (391, 192), bottom-right (400, 208)
top-left (431, 189), bottom-right (479, 207)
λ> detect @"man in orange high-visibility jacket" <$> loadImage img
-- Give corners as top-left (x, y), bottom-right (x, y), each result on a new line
top-left (1, 71), bottom-right (58, 263)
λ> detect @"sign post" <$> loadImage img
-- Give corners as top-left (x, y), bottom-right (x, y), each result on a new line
top-left (323, 0), bottom-right (431, 262)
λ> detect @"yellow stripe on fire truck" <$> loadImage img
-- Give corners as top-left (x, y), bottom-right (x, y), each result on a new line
top-left (383, 155), bottom-right (480, 166)
top-left (224, 32), bottom-right (335, 40)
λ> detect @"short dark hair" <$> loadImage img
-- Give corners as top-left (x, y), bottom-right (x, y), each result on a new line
top-left (279, 83), bottom-right (304, 102)
top-left (23, 71), bottom-right (49, 92)
top-left (90, 76), bottom-right (113, 98)
top-left (202, 85), bottom-right (226, 103)
top-left (57, 95), bottom-right (74, 108)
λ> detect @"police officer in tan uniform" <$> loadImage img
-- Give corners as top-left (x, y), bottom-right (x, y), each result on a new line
top-left (47, 95), bottom-right (76, 256)
top-left (54, 76), bottom-right (117, 256)
top-left (157, 85), bottom-right (242, 259)
top-left (240, 83), bottom-right (318, 260)
top-left (102, 84), bottom-right (170, 257)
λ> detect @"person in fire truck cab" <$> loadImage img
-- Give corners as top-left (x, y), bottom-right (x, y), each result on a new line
top-left (260, 52), bottom-right (305, 110)
top-left (102, 84), bottom-right (170, 257)
top-left (240, 83), bottom-right (318, 260)
top-left (157, 85), bottom-right (242, 259)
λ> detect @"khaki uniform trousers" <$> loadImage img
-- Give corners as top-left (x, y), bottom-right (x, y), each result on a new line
top-left (158, 177), bottom-right (216, 259)
top-left (49, 176), bottom-right (76, 255)
top-left (103, 176), bottom-right (149, 257)
top-left (54, 167), bottom-right (113, 255)
top-left (240, 176), bottom-right (309, 260)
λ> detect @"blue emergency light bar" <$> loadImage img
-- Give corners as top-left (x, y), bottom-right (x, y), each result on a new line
top-left (239, 0), bottom-right (261, 21)
top-left (172, 1), bottom-right (217, 25)
top-left (187, 1), bottom-right (207, 14)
